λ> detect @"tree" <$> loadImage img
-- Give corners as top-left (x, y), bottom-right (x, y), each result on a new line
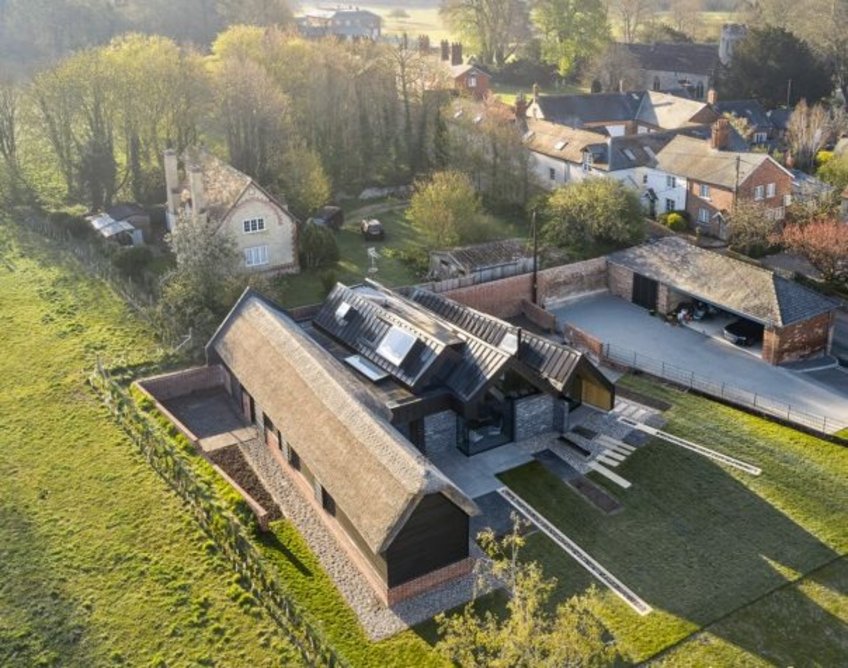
top-left (667, 0), bottom-right (702, 37)
top-left (637, 19), bottom-right (692, 43)
top-left (436, 517), bottom-right (616, 667)
top-left (719, 27), bottom-right (832, 109)
top-left (440, 0), bottom-right (531, 67)
top-left (159, 216), bottom-right (241, 344)
top-left (727, 199), bottom-right (777, 255)
top-left (584, 43), bottom-right (642, 92)
top-left (606, 0), bottom-right (656, 43)
top-left (299, 222), bottom-right (340, 268)
top-left (217, 0), bottom-right (293, 26)
top-left (406, 170), bottom-right (492, 248)
top-left (818, 149), bottom-right (848, 193)
top-left (276, 144), bottom-right (331, 220)
top-left (533, 0), bottom-right (611, 78)
top-left (777, 217), bottom-right (848, 282)
top-left (543, 178), bottom-right (645, 250)
top-left (787, 100), bottom-right (833, 172)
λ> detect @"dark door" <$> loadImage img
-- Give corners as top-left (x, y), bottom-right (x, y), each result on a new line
top-left (632, 274), bottom-right (658, 310)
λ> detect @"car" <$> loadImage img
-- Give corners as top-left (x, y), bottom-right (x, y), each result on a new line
top-left (360, 218), bottom-right (385, 240)
top-left (723, 318), bottom-right (764, 346)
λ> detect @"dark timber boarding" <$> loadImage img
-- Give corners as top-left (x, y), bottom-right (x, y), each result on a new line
top-left (385, 494), bottom-right (469, 587)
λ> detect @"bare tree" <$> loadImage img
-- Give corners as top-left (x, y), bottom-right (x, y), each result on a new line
top-left (788, 99), bottom-right (832, 172)
top-left (0, 78), bottom-right (20, 171)
top-left (606, 0), bottom-right (656, 43)
top-left (668, 0), bottom-right (703, 37)
top-left (584, 43), bottom-right (642, 92)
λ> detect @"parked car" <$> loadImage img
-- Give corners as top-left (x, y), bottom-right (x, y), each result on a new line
top-left (723, 318), bottom-right (764, 346)
top-left (360, 218), bottom-right (385, 240)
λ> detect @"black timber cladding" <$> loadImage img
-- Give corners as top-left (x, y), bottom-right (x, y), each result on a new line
top-left (385, 493), bottom-right (469, 587)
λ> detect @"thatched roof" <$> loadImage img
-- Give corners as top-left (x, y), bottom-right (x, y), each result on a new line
top-left (207, 290), bottom-right (478, 555)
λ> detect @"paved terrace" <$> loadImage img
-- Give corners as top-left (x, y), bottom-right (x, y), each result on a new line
top-left (552, 294), bottom-right (848, 427)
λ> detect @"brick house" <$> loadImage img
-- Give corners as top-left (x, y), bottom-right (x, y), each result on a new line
top-left (607, 237), bottom-right (836, 365)
top-left (164, 148), bottom-right (299, 275)
top-left (654, 124), bottom-right (793, 239)
top-left (450, 64), bottom-right (491, 99)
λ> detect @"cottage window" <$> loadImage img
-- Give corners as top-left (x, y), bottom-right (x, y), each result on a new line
top-left (244, 245), bottom-right (269, 267)
top-left (783, 193), bottom-right (792, 206)
top-left (243, 217), bottom-right (266, 233)
top-left (548, 167), bottom-right (556, 181)
top-left (698, 207), bottom-right (710, 224)
top-left (642, 173), bottom-right (648, 184)
top-left (468, 74), bottom-right (477, 88)
top-left (766, 182), bottom-right (776, 198)
top-left (321, 487), bottom-right (336, 516)
top-left (666, 175), bottom-right (677, 188)
top-left (653, 76), bottom-right (661, 91)
top-left (695, 81), bottom-right (705, 99)
top-left (699, 184), bottom-right (710, 199)
top-left (754, 132), bottom-right (767, 144)
top-left (665, 198), bottom-right (675, 213)
top-left (288, 445), bottom-right (301, 471)
top-left (754, 185), bottom-right (765, 201)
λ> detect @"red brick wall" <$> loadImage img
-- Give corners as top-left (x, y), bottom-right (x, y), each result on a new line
top-left (386, 557), bottom-right (475, 606)
top-left (738, 159), bottom-right (791, 213)
top-left (562, 323), bottom-right (604, 357)
top-left (686, 181), bottom-right (734, 238)
top-left (456, 72), bottom-right (490, 99)
top-left (762, 312), bottom-right (833, 365)
top-left (521, 299), bottom-right (556, 332)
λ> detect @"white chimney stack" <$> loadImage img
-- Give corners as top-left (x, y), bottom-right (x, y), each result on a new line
top-left (188, 164), bottom-right (206, 220)
top-left (164, 149), bottom-right (180, 216)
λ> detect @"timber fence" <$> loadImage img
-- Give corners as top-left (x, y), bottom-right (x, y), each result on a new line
top-left (88, 364), bottom-right (348, 668)
top-left (602, 342), bottom-right (848, 438)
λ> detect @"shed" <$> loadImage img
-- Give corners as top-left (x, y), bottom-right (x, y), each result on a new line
top-left (607, 237), bottom-right (837, 364)
top-left (429, 238), bottom-right (533, 281)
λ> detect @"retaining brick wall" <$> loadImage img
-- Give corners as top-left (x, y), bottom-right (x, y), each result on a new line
top-left (136, 365), bottom-right (226, 401)
top-left (538, 257), bottom-right (608, 306)
top-left (562, 323), bottom-right (605, 358)
top-left (521, 299), bottom-right (556, 332)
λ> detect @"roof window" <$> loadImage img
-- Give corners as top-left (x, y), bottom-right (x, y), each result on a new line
top-left (375, 326), bottom-right (417, 367)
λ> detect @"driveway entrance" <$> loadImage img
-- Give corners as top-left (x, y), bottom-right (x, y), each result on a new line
top-left (552, 294), bottom-right (848, 427)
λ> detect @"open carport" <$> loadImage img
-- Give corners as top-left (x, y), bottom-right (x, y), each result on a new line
top-left (606, 237), bottom-right (837, 365)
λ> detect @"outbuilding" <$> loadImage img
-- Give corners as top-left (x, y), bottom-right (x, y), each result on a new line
top-left (607, 237), bottom-right (837, 365)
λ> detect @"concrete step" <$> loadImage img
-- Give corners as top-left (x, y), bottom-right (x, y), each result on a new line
top-left (589, 462), bottom-right (632, 489)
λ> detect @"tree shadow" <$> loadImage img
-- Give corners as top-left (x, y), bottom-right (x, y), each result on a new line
top-left (0, 505), bottom-right (94, 667)
top-left (254, 527), bottom-right (312, 578)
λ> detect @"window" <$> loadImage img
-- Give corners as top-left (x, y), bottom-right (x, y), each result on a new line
top-left (699, 184), bottom-right (711, 199)
top-left (766, 182), bottom-right (776, 198)
top-left (783, 193), bottom-right (792, 206)
top-left (243, 217), bottom-right (265, 233)
top-left (244, 245), bottom-right (269, 267)
top-left (468, 74), bottom-right (477, 88)
top-left (695, 81), bottom-right (705, 99)
top-left (653, 76), bottom-right (661, 91)
top-left (642, 173), bottom-right (648, 184)
top-left (666, 175), bottom-right (677, 188)
top-left (548, 167), bottom-right (556, 181)
top-left (754, 132), bottom-right (767, 144)
top-left (289, 446), bottom-right (301, 471)
top-left (665, 198), bottom-right (675, 213)
top-left (754, 185), bottom-right (765, 201)
top-left (375, 326), bottom-right (417, 366)
top-left (698, 208), bottom-right (710, 224)
top-left (582, 153), bottom-right (592, 173)
top-left (554, 140), bottom-right (567, 150)
top-left (321, 487), bottom-right (336, 516)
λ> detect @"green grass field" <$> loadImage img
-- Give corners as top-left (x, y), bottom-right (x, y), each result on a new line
top-left (0, 222), bottom-right (305, 666)
top-left (498, 374), bottom-right (848, 665)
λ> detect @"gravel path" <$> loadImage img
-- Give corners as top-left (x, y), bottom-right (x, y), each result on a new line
top-left (238, 437), bottom-right (483, 641)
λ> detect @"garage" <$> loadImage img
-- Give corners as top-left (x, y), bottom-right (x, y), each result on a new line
top-left (606, 237), bottom-right (837, 365)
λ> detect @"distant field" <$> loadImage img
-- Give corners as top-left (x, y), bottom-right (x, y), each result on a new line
top-left (362, 4), bottom-right (451, 42)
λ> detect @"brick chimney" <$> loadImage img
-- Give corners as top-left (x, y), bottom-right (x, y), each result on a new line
top-left (711, 118), bottom-right (730, 150)
top-left (450, 42), bottom-right (463, 66)
top-left (163, 149), bottom-right (180, 217)
top-left (418, 34), bottom-right (430, 55)
top-left (707, 88), bottom-right (718, 106)
top-left (440, 40), bottom-right (449, 61)
top-left (187, 163), bottom-right (206, 219)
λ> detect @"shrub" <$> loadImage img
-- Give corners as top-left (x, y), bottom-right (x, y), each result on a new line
top-left (112, 245), bottom-right (154, 278)
top-left (664, 212), bottom-right (688, 232)
top-left (299, 223), bottom-right (339, 269)
top-left (319, 269), bottom-right (338, 296)
top-left (48, 211), bottom-right (90, 239)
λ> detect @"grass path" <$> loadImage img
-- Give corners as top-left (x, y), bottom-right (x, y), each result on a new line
top-left (0, 223), bottom-right (304, 667)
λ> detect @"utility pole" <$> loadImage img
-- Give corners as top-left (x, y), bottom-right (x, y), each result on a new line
top-left (733, 154), bottom-right (741, 213)
top-left (787, 79), bottom-right (793, 108)
top-left (531, 209), bottom-right (539, 305)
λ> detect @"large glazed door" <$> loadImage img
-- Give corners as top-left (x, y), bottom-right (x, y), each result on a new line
top-left (632, 274), bottom-right (658, 310)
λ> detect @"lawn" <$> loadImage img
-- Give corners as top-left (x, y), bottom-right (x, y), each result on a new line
top-left (274, 200), bottom-right (527, 308)
top-left (497, 374), bottom-right (848, 664)
top-left (363, 4), bottom-right (452, 43)
top-left (0, 222), bottom-right (303, 666)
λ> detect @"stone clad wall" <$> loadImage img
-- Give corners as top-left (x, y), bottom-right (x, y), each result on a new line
top-left (424, 410), bottom-right (458, 453)
top-left (514, 394), bottom-right (555, 441)
top-left (607, 263), bottom-right (634, 301)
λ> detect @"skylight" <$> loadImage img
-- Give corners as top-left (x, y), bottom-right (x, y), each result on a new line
top-left (335, 302), bottom-right (352, 325)
top-left (499, 331), bottom-right (519, 354)
top-left (554, 140), bottom-right (567, 150)
top-left (375, 326), bottom-right (417, 367)
top-left (623, 148), bottom-right (636, 161)
top-left (644, 146), bottom-right (657, 159)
